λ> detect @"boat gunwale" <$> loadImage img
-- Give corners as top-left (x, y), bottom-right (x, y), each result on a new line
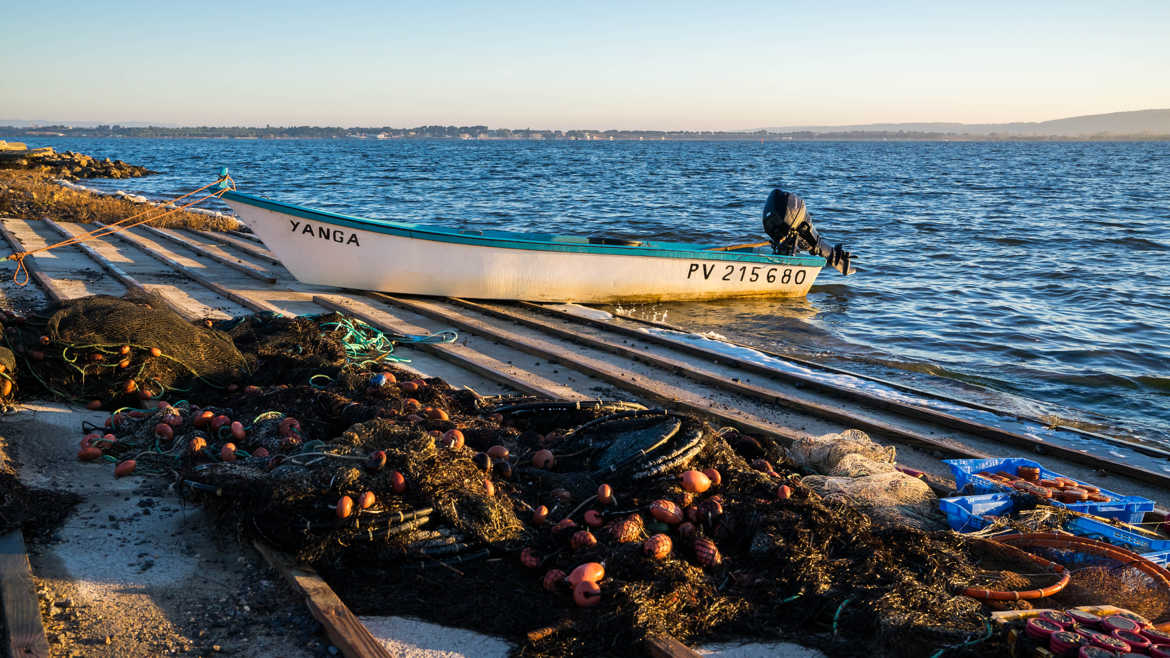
top-left (222, 190), bottom-right (827, 266)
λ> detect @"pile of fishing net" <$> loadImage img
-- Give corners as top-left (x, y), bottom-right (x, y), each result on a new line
top-left (1, 295), bottom-right (249, 406)
top-left (13, 295), bottom-right (1115, 656)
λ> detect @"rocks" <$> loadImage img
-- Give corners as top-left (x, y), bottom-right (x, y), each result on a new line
top-left (0, 147), bottom-right (154, 179)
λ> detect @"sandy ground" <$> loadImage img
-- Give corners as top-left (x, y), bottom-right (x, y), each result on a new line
top-left (3, 402), bottom-right (328, 657)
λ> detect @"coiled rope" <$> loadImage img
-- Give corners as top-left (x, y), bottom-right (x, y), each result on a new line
top-left (2, 170), bottom-right (237, 285)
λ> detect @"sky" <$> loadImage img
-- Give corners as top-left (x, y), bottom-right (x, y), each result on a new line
top-left (3, 1), bottom-right (1169, 130)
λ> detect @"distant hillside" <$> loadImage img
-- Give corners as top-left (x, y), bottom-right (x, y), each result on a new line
top-left (765, 109), bottom-right (1170, 136)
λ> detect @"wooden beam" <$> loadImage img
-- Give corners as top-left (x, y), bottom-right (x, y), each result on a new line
top-left (137, 225), bottom-right (277, 284)
top-left (39, 219), bottom-right (200, 322)
top-left (252, 541), bottom-right (392, 658)
top-left (313, 294), bottom-right (578, 400)
top-left (644, 633), bottom-right (702, 658)
top-left (0, 220), bottom-right (67, 305)
top-left (94, 222), bottom-right (284, 315)
top-left (186, 229), bottom-right (283, 266)
top-left (0, 530), bottom-right (50, 658)
top-left (371, 294), bottom-right (844, 450)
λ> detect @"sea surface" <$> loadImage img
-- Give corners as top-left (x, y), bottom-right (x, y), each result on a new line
top-left (29, 137), bottom-right (1170, 447)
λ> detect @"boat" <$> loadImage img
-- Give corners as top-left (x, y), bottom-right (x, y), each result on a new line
top-left (220, 187), bottom-right (854, 303)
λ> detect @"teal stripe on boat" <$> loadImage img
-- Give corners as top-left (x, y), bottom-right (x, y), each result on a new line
top-left (222, 191), bottom-right (826, 267)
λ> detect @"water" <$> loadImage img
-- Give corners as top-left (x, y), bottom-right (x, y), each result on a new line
top-left (28, 137), bottom-right (1170, 447)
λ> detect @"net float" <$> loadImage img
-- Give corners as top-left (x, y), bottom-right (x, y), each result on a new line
top-left (584, 510), bottom-right (604, 527)
top-left (154, 423), bottom-right (174, 440)
top-left (697, 499), bottom-right (723, 525)
top-left (424, 407), bottom-right (448, 421)
top-left (685, 505), bottom-right (700, 523)
top-left (336, 495), bottom-right (354, 519)
top-left (693, 537), bottom-right (722, 567)
top-left (643, 534), bottom-right (672, 560)
top-left (573, 580), bottom-right (601, 608)
top-left (440, 429), bottom-right (465, 450)
top-left (702, 468), bottom-right (722, 488)
top-left (609, 514), bottom-right (644, 543)
top-left (230, 421), bottom-right (246, 441)
top-left (118, 345), bottom-right (130, 355)
top-left (278, 417), bottom-right (301, 437)
top-left (472, 452), bottom-right (492, 472)
top-left (680, 470), bottom-right (711, 493)
top-left (136, 387), bottom-right (154, 401)
top-left (402, 399), bottom-right (422, 413)
top-left (366, 450), bottom-right (387, 472)
top-left (750, 458), bottom-right (776, 475)
top-left (0, 379), bottom-right (12, 397)
top-left (220, 443), bottom-right (237, 462)
top-left (597, 484), bottom-right (613, 506)
top-left (493, 459), bottom-right (513, 479)
top-left (552, 518), bottom-right (577, 533)
top-left (123, 379), bottom-right (138, 394)
top-left (114, 459), bottom-right (136, 478)
top-left (193, 410), bottom-right (215, 428)
top-left (399, 380), bottom-right (419, 393)
top-left (485, 478), bottom-right (495, 496)
top-left (210, 415), bottom-right (231, 431)
top-left (532, 505), bottom-right (549, 525)
top-left (677, 522), bottom-right (697, 539)
top-left (520, 547), bottom-right (541, 568)
top-left (80, 432), bottom-right (100, 448)
top-left (149, 347), bottom-right (162, 357)
top-left (86, 399), bottom-right (102, 410)
top-left (118, 358), bottom-right (131, 369)
top-left (359, 491), bottom-right (376, 509)
top-left (532, 449), bottom-right (555, 469)
top-left (252, 447), bottom-right (270, 459)
top-left (390, 470), bottom-right (407, 493)
top-left (566, 562), bottom-right (605, 586)
top-left (163, 411), bottom-right (183, 427)
top-left (542, 569), bottom-right (565, 592)
top-left (486, 445), bottom-right (509, 460)
top-left (777, 484), bottom-right (793, 500)
top-left (649, 499), bottom-right (684, 525)
top-left (90, 353), bottom-right (104, 362)
top-left (189, 436), bottom-right (208, 455)
top-left (39, 335), bottom-right (50, 345)
top-left (78, 446), bottom-right (102, 461)
top-left (571, 530), bottom-right (598, 550)
top-left (244, 385), bottom-right (262, 395)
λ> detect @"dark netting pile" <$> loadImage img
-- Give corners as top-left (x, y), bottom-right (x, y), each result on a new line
top-left (21, 296), bottom-right (1155, 656)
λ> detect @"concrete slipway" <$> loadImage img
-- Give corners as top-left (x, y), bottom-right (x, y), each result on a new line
top-left (0, 216), bottom-right (1166, 657)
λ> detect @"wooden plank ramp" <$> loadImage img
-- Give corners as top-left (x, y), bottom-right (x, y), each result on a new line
top-left (0, 530), bottom-right (50, 658)
top-left (0, 222), bottom-right (67, 305)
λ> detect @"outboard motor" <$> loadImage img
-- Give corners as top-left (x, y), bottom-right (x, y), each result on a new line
top-left (762, 189), bottom-right (855, 275)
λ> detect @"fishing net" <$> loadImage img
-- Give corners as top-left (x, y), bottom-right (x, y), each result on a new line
top-left (9, 296), bottom-right (1084, 656)
top-left (2, 295), bottom-right (249, 404)
top-left (994, 533), bottom-right (1170, 623)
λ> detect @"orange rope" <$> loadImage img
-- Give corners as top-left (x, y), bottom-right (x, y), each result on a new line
top-left (3, 174), bottom-right (235, 285)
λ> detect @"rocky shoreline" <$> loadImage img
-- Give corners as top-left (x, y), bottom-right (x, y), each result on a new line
top-left (0, 141), bottom-right (153, 179)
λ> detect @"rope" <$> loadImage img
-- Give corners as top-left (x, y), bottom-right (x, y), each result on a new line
top-left (3, 172), bottom-right (236, 285)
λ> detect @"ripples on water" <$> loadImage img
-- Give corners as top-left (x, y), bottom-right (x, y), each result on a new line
top-left (39, 138), bottom-right (1170, 446)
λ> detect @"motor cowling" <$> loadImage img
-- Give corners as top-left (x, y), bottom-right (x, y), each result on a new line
top-left (762, 189), bottom-right (855, 275)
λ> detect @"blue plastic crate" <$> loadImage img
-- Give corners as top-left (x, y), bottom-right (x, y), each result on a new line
top-left (1143, 549), bottom-right (1170, 567)
top-left (939, 493), bottom-right (1016, 531)
top-left (943, 457), bottom-right (1154, 524)
top-left (1063, 515), bottom-right (1170, 554)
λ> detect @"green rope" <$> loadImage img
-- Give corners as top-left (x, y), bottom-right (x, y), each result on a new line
top-left (319, 315), bottom-right (457, 366)
top-left (832, 597), bottom-right (854, 637)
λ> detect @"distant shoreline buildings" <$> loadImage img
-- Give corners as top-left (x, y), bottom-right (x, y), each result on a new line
top-left (3, 121), bottom-right (1169, 142)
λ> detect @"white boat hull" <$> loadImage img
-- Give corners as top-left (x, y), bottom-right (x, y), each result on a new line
top-left (223, 196), bottom-right (823, 303)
